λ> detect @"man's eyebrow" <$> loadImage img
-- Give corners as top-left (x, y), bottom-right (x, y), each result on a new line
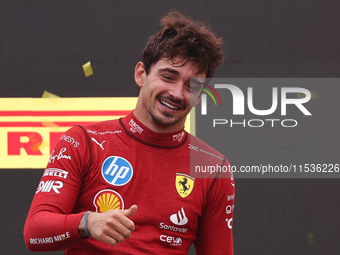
top-left (158, 68), bottom-right (180, 76)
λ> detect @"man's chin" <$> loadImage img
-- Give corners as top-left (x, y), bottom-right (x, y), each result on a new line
top-left (151, 115), bottom-right (180, 127)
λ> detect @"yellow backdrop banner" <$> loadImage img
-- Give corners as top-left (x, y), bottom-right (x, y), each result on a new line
top-left (0, 98), bottom-right (193, 169)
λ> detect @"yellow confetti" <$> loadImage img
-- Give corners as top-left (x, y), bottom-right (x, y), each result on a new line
top-left (82, 61), bottom-right (93, 77)
top-left (42, 119), bottom-right (60, 131)
top-left (311, 91), bottom-right (317, 99)
top-left (60, 234), bottom-right (66, 241)
top-left (42, 91), bottom-right (60, 103)
top-left (297, 91), bottom-right (317, 99)
top-left (27, 133), bottom-right (42, 152)
top-left (38, 141), bottom-right (49, 150)
top-left (305, 229), bottom-right (315, 247)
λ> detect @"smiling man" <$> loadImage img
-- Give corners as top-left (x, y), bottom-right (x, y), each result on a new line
top-left (24, 11), bottom-right (235, 255)
top-left (134, 58), bottom-right (205, 132)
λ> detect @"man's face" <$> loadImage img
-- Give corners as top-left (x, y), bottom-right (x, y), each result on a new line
top-left (134, 58), bottom-right (205, 132)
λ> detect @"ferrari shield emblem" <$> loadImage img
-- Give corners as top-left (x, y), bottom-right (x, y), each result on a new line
top-left (176, 173), bottom-right (195, 198)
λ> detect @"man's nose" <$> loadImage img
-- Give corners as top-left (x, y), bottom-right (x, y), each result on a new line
top-left (168, 83), bottom-right (184, 101)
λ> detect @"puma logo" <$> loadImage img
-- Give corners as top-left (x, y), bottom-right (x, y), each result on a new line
top-left (91, 137), bottom-right (106, 150)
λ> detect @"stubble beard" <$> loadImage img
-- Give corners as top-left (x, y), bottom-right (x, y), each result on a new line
top-left (148, 107), bottom-right (181, 127)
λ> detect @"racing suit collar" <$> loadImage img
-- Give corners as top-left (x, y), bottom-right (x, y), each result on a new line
top-left (120, 111), bottom-right (188, 148)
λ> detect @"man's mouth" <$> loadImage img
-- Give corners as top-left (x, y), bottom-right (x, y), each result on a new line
top-left (159, 99), bottom-right (180, 110)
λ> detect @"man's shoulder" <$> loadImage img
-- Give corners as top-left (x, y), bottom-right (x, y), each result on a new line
top-left (187, 133), bottom-right (233, 179)
top-left (187, 133), bottom-right (225, 162)
top-left (81, 118), bottom-right (121, 132)
top-left (66, 118), bottom-right (123, 138)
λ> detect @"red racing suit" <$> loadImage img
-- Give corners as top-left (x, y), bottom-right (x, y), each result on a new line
top-left (24, 111), bottom-right (235, 255)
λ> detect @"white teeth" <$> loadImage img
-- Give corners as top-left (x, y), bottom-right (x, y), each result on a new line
top-left (160, 100), bottom-right (179, 110)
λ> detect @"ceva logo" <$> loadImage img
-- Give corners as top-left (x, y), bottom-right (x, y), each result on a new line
top-left (160, 235), bottom-right (182, 246)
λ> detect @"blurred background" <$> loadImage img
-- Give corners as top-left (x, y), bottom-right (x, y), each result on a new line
top-left (1, 0), bottom-right (339, 254)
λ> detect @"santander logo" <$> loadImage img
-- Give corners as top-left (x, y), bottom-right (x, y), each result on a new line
top-left (170, 207), bottom-right (188, 226)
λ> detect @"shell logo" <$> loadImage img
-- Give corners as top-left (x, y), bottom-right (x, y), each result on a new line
top-left (93, 189), bottom-right (124, 213)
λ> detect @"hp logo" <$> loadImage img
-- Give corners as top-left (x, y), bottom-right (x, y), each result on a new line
top-left (101, 156), bottom-right (133, 186)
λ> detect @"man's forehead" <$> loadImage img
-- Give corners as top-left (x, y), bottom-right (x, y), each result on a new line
top-left (154, 57), bottom-right (206, 77)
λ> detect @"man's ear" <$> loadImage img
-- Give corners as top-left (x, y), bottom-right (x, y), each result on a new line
top-left (134, 62), bottom-right (146, 88)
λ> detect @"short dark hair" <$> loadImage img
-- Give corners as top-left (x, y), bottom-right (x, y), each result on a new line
top-left (142, 11), bottom-right (224, 78)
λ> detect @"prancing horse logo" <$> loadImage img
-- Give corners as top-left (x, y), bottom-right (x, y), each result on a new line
top-left (178, 178), bottom-right (190, 193)
top-left (175, 173), bottom-right (195, 198)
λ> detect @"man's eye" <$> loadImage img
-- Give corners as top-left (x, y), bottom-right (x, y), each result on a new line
top-left (162, 75), bottom-right (173, 81)
top-left (189, 85), bottom-right (200, 92)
